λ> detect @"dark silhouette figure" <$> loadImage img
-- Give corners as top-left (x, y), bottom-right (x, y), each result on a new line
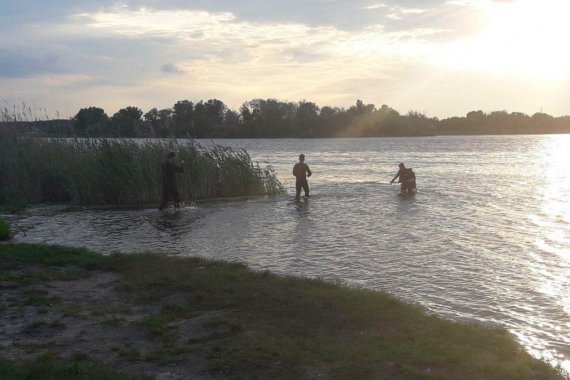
top-left (293, 154), bottom-right (312, 198)
top-left (390, 162), bottom-right (416, 194)
top-left (159, 152), bottom-right (184, 211)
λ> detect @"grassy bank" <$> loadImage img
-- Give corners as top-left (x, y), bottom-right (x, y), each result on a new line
top-left (0, 137), bottom-right (282, 209)
top-left (0, 243), bottom-right (566, 380)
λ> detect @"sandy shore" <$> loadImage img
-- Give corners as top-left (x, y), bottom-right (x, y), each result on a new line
top-left (1, 269), bottom-right (225, 379)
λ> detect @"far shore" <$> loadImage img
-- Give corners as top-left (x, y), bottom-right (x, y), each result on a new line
top-left (0, 243), bottom-right (567, 380)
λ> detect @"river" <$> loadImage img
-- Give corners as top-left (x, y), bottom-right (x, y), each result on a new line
top-left (4, 135), bottom-right (570, 371)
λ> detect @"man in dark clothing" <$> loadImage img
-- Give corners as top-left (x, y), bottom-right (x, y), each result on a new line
top-left (293, 154), bottom-right (312, 198)
top-left (159, 152), bottom-right (184, 211)
top-left (390, 162), bottom-right (416, 194)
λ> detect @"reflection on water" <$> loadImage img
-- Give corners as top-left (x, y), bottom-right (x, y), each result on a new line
top-left (293, 197), bottom-right (310, 214)
top-left (3, 135), bottom-right (570, 371)
top-left (149, 206), bottom-right (204, 238)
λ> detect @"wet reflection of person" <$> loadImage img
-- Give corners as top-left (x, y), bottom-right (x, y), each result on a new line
top-left (159, 152), bottom-right (184, 211)
top-left (292, 154), bottom-right (312, 198)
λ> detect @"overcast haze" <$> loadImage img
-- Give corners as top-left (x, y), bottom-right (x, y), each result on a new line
top-left (1, 0), bottom-right (569, 118)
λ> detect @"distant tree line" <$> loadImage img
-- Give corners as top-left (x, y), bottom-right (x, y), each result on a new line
top-left (2, 98), bottom-right (570, 138)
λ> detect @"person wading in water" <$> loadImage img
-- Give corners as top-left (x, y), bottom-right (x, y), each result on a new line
top-left (159, 152), bottom-right (184, 211)
top-left (390, 162), bottom-right (416, 195)
top-left (293, 154), bottom-right (312, 198)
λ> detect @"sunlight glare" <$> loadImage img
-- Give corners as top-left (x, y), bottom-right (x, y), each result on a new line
top-left (437, 0), bottom-right (570, 79)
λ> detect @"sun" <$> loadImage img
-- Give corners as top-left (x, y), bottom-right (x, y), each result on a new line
top-left (437, 0), bottom-right (570, 79)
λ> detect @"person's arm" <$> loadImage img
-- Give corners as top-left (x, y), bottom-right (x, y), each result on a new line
top-left (306, 165), bottom-right (312, 177)
top-left (176, 160), bottom-right (184, 173)
top-left (390, 171), bottom-right (400, 184)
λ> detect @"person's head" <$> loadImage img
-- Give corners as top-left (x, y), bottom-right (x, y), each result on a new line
top-left (399, 162), bottom-right (405, 169)
top-left (299, 154), bottom-right (305, 162)
top-left (167, 152), bottom-right (176, 159)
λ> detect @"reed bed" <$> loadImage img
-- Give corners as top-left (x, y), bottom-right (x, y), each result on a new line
top-left (0, 137), bottom-right (283, 207)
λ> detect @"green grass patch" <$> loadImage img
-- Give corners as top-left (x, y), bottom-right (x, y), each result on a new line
top-left (0, 218), bottom-right (11, 240)
top-left (1, 243), bottom-right (567, 380)
top-left (110, 345), bottom-right (142, 362)
top-left (140, 304), bottom-right (203, 341)
top-left (0, 243), bottom-right (105, 284)
top-left (0, 353), bottom-right (150, 380)
top-left (0, 243), bottom-right (104, 269)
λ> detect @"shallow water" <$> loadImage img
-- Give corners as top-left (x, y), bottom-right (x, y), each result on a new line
top-left (4, 135), bottom-right (570, 371)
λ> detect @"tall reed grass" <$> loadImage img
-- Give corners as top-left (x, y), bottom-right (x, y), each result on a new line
top-left (0, 137), bottom-right (283, 207)
top-left (1, 102), bottom-right (58, 123)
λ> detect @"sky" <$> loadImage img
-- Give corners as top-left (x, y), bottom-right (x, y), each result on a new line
top-left (1, 0), bottom-right (569, 119)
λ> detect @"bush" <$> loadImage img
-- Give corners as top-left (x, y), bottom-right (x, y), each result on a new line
top-left (0, 188), bottom-right (28, 213)
top-left (0, 219), bottom-right (11, 240)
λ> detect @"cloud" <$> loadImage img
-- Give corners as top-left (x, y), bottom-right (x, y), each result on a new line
top-left (1, 1), bottom-right (468, 33)
top-left (0, 1), bottom-right (486, 114)
top-left (0, 50), bottom-right (65, 78)
top-left (0, 1), bottom-right (113, 32)
top-left (160, 63), bottom-right (184, 74)
top-left (1, 0), bottom-right (568, 118)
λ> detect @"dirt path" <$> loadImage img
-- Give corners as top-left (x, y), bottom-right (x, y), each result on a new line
top-left (0, 271), bottom-right (226, 379)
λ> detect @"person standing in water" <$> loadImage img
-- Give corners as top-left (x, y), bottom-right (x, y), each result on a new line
top-left (293, 154), bottom-right (312, 198)
top-left (159, 151), bottom-right (184, 211)
top-left (390, 162), bottom-right (416, 194)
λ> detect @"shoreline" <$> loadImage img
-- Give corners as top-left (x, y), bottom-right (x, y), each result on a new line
top-left (0, 193), bottom-right (283, 214)
top-left (1, 243), bottom-right (566, 379)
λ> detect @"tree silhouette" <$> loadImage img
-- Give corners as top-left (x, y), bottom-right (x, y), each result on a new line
top-left (112, 106), bottom-right (145, 137)
top-left (173, 100), bottom-right (194, 137)
top-left (72, 107), bottom-right (111, 137)
top-left (17, 98), bottom-right (570, 138)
